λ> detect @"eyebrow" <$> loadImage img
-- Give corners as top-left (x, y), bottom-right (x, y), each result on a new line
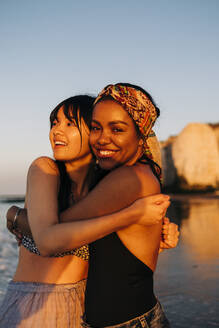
top-left (92, 119), bottom-right (129, 126)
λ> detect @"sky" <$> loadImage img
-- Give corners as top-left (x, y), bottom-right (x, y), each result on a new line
top-left (1, 0), bottom-right (219, 195)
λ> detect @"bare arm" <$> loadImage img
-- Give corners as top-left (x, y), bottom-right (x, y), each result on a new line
top-left (24, 158), bottom-right (169, 256)
top-left (7, 208), bottom-right (179, 252)
top-left (7, 165), bottom-right (160, 234)
top-left (60, 165), bottom-right (162, 221)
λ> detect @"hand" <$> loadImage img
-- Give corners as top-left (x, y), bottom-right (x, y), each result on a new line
top-left (133, 194), bottom-right (170, 226)
top-left (6, 205), bottom-right (23, 245)
top-left (159, 217), bottom-right (179, 252)
top-left (6, 206), bottom-right (20, 234)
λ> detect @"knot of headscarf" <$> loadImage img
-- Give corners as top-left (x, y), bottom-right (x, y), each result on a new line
top-left (94, 84), bottom-right (162, 182)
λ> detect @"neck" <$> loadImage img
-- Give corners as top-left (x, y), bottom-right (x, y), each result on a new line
top-left (65, 154), bottom-right (94, 197)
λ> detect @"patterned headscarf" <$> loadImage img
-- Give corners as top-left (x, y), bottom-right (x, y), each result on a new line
top-left (94, 84), bottom-right (162, 181)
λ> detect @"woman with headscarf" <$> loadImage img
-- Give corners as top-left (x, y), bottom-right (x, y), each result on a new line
top-left (82, 83), bottom-right (171, 327)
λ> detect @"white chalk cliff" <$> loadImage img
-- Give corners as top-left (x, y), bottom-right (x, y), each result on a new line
top-left (161, 123), bottom-right (219, 190)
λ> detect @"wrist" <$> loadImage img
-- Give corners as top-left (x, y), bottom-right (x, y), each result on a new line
top-left (124, 201), bottom-right (140, 225)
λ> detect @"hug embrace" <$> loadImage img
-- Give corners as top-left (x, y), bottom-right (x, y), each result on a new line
top-left (1, 83), bottom-right (179, 327)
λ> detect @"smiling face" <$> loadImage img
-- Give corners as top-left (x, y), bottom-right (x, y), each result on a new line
top-left (49, 106), bottom-right (91, 164)
top-left (90, 100), bottom-right (143, 170)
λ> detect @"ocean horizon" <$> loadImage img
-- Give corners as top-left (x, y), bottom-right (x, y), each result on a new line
top-left (0, 195), bottom-right (25, 202)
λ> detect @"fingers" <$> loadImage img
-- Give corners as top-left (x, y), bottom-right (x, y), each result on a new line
top-left (163, 233), bottom-right (180, 246)
top-left (6, 206), bottom-right (19, 221)
top-left (149, 194), bottom-right (170, 205)
top-left (161, 217), bottom-right (179, 249)
top-left (7, 217), bottom-right (15, 234)
top-left (163, 221), bottom-right (178, 234)
top-left (160, 200), bottom-right (171, 215)
top-left (165, 237), bottom-right (179, 248)
top-left (152, 202), bottom-right (170, 225)
top-left (162, 221), bottom-right (180, 248)
top-left (6, 205), bottom-right (20, 234)
top-left (160, 236), bottom-right (179, 249)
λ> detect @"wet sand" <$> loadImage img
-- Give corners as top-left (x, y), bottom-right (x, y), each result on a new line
top-left (154, 193), bottom-right (219, 328)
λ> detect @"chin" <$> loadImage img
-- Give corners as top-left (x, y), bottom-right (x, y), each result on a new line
top-left (98, 159), bottom-right (121, 171)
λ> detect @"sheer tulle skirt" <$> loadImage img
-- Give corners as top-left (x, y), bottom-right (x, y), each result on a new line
top-left (0, 279), bottom-right (86, 327)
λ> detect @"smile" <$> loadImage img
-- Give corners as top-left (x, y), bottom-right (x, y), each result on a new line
top-left (54, 140), bottom-right (67, 146)
top-left (95, 149), bottom-right (118, 159)
top-left (55, 141), bottom-right (67, 146)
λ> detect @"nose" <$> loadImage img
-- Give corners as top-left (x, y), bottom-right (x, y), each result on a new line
top-left (96, 130), bottom-right (111, 145)
top-left (52, 122), bottom-right (64, 136)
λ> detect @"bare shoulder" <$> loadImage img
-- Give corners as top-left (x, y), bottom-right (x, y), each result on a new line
top-left (28, 156), bottom-right (59, 176)
top-left (104, 164), bottom-right (151, 185)
top-left (26, 157), bottom-right (60, 199)
top-left (98, 162), bottom-right (160, 200)
top-left (101, 165), bottom-right (143, 194)
top-left (131, 162), bottom-right (161, 196)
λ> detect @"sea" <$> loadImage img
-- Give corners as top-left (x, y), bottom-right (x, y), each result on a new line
top-left (0, 195), bottom-right (219, 327)
top-left (0, 200), bottom-right (22, 300)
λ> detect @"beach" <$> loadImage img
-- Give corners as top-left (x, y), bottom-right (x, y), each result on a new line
top-left (0, 195), bottom-right (219, 327)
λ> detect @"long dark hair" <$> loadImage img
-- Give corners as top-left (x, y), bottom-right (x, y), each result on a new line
top-left (50, 95), bottom-right (96, 212)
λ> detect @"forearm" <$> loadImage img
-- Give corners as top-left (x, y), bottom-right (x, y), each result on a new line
top-left (11, 165), bottom-right (155, 235)
top-left (38, 203), bottom-right (139, 256)
top-left (58, 166), bottom-right (145, 223)
top-left (6, 200), bottom-right (136, 240)
top-left (59, 191), bottom-right (137, 223)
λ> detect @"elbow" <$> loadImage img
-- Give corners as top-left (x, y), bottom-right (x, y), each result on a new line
top-left (34, 224), bottom-right (80, 257)
top-left (37, 241), bottom-right (53, 257)
top-left (35, 226), bottom-right (73, 257)
top-left (38, 246), bottom-right (53, 257)
top-left (35, 233), bottom-right (58, 257)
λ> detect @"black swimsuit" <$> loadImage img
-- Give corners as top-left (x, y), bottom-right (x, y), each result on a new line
top-left (85, 232), bottom-right (156, 327)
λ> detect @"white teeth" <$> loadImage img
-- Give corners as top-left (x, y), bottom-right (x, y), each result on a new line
top-left (99, 150), bottom-right (115, 156)
top-left (55, 141), bottom-right (66, 146)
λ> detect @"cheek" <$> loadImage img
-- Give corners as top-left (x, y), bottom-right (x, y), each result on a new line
top-left (69, 129), bottom-right (81, 140)
top-left (49, 131), bottom-right (53, 146)
top-left (123, 134), bottom-right (140, 154)
top-left (70, 136), bottom-right (81, 151)
top-left (119, 133), bottom-right (138, 147)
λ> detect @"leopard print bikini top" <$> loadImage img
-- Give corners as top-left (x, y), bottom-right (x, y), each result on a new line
top-left (21, 235), bottom-right (89, 260)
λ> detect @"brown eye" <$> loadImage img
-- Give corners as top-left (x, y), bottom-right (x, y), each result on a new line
top-left (112, 127), bottom-right (124, 132)
top-left (91, 125), bottom-right (100, 131)
top-left (67, 121), bottom-right (76, 126)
